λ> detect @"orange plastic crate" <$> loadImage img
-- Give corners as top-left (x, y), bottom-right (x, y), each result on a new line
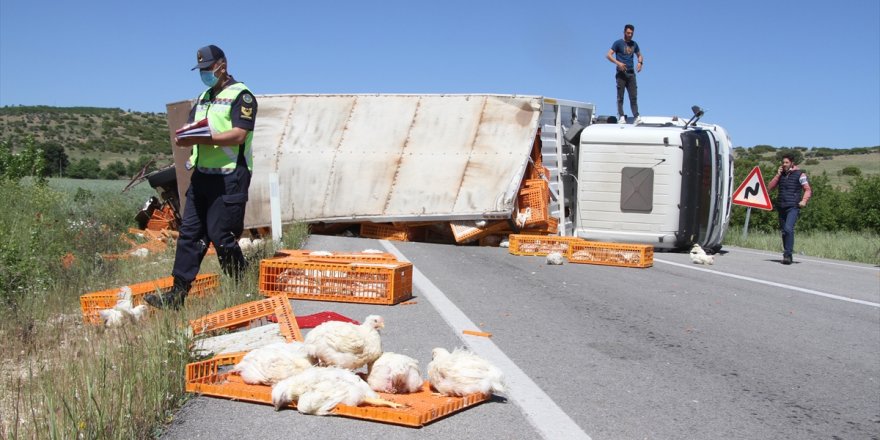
top-left (567, 241), bottom-right (654, 268)
top-left (360, 223), bottom-right (410, 241)
top-left (508, 234), bottom-right (582, 256)
top-left (521, 216), bottom-right (558, 234)
top-left (185, 353), bottom-right (490, 428)
top-left (449, 220), bottom-right (509, 244)
top-left (146, 218), bottom-right (173, 231)
top-left (517, 187), bottom-right (549, 227)
top-left (79, 273), bottom-right (220, 325)
top-left (190, 294), bottom-right (302, 342)
top-left (273, 249), bottom-right (398, 263)
top-left (259, 259), bottom-right (413, 305)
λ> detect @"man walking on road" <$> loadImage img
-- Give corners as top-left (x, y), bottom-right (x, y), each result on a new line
top-left (146, 44), bottom-right (258, 309)
top-left (607, 24), bottom-right (643, 123)
top-left (767, 154), bottom-right (812, 265)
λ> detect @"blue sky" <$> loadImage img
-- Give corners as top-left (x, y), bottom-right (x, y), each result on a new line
top-left (1, 0), bottom-right (878, 149)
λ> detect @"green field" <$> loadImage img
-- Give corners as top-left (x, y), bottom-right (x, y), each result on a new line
top-left (801, 151), bottom-right (880, 189)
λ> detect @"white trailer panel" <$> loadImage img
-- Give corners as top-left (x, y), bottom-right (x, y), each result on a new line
top-left (167, 94), bottom-right (581, 228)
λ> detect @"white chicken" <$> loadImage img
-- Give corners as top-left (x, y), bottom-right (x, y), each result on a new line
top-left (310, 250), bottom-right (334, 257)
top-left (304, 315), bottom-right (384, 372)
top-left (98, 287), bottom-right (149, 327)
top-left (231, 341), bottom-right (313, 385)
top-left (427, 347), bottom-right (506, 397)
top-left (271, 366), bottom-right (404, 414)
top-left (515, 207), bottom-right (532, 228)
top-left (689, 244), bottom-right (715, 265)
top-left (546, 251), bottom-right (565, 265)
top-left (366, 352), bottom-right (423, 394)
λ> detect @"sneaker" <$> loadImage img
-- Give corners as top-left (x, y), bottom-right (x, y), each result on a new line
top-left (618, 115), bottom-right (627, 124)
top-left (782, 255), bottom-right (792, 265)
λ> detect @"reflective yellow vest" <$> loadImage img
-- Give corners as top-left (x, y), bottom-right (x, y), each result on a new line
top-left (187, 82), bottom-right (254, 173)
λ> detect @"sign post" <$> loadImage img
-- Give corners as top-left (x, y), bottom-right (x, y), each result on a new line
top-left (731, 166), bottom-right (773, 239)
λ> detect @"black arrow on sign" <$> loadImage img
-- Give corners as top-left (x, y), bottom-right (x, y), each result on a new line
top-left (744, 182), bottom-right (760, 199)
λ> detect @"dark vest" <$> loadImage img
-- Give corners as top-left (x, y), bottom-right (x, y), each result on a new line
top-left (777, 170), bottom-right (803, 209)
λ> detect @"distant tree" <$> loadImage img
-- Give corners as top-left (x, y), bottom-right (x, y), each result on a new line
top-left (751, 144), bottom-right (776, 154)
top-left (846, 175), bottom-right (880, 231)
top-left (99, 160), bottom-right (128, 180)
top-left (66, 158), bottom-right (101, 179)
top-left (840, 166), bottom-right (862, 177)
top-left (40, 142), bottom-right (69, 177)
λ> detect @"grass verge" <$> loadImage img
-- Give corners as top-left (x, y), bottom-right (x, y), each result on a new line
top-left (0, 178), bottom-right (308, 439)
top-left (724, 230), bottom-right (880, 265)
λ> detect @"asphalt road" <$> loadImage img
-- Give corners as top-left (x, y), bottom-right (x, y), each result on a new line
top-left (162, 236), bottom-right (880, 440)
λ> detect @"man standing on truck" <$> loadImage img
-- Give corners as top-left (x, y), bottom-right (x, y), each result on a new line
top-left (767, 154), bottom-right (812, 265)
top-left (606, 24), bottom-right (643, 123)
top-left (145, 44), bottom-right (257, 309)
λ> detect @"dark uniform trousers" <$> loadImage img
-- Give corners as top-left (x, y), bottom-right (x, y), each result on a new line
top-left (172, 164), bottom-right (251, 284)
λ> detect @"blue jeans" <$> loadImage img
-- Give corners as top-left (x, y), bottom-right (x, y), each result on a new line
top-left (777, 206), bottom-right (800, 257)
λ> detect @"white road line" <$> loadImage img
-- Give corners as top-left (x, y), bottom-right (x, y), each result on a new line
top-left (726, 247), bottom-right (879, 271)
top-left (654, 258), bottom-right (880, 308)
top-left (381, 240), bottom-right (592, 440)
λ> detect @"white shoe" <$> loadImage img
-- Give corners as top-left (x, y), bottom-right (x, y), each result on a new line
top-left (618, 115), bottom-right (627, 124)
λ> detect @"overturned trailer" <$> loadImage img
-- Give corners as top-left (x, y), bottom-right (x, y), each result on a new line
top-left (165, 94), bottom-right (732, 250)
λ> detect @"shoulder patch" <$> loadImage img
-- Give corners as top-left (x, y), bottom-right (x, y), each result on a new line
top-left (242, 93), bottom-right (253, 104)
top-left (240, 106), bottom-right (253, 120)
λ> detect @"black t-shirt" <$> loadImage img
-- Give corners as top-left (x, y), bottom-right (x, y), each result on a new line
top-left (187, 78), bottom-right (257, 131)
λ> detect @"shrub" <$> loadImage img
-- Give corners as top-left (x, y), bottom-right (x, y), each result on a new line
top-left (840, 166), bottom-right (862, 177)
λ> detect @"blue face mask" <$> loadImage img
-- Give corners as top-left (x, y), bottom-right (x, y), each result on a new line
top-left (200, 69), bottom-right (219, 87)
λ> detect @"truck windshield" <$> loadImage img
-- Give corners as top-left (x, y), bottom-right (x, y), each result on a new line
top-left (677, 130), bottom-right (716, 247)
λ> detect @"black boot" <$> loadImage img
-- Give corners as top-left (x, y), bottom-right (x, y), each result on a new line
top-left (144, 276), bottom-right (191, 310)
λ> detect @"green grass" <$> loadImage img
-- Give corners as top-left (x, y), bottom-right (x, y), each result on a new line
top-left (0, 178), bottom-right (309, 439)
top-left (724, 230), bottom-right (880, 265)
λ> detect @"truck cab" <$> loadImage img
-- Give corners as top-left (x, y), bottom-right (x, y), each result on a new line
top-left (571, 116), bottom-right (733, 250)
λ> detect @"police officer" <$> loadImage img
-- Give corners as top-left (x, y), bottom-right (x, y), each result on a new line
top-left (146, 44), bottom-right (257, 309)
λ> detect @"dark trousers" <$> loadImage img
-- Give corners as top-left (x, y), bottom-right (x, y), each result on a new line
top-left (616, 71), bottom-right (639, 118)
top-left (172, 166), bottom-right (251, 283)
top-left (777, 206), bottom-right (800, 257)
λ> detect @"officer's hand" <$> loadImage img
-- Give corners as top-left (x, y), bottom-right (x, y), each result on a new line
top-left (798, 201), bottom-right (806, 208)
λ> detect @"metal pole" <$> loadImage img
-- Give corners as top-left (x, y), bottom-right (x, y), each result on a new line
top-left (742, 207), bottom-right (751, 239)
top-left (269, 173), bottom-right (282, 244)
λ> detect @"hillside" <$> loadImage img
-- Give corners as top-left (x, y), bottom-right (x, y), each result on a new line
top-left (2, 105), bottom-right (877, 185)
top-left (0, 106), bottom-right (173, 170)
top-left (733, 146), bottom-right (880, 190)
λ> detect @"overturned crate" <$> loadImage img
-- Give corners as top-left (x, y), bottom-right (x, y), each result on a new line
top-left (185, 352), bottom-right (491, 428)
top-left (449, 220), bottom-right (509, 244)
top-left (568, 241), bottom-right (654, 268)
top-left (80, 273), bottom-right (220, 325)
top-left (190, 294), bottom-right (303, 342)
top-left (259, 259), bottom-right (413, 305)
top-left (508, 234), bottom-right (582, 256)
top-left (359, 223), bottom-right (413, 241)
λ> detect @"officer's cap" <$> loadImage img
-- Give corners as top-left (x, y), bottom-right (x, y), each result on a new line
top-left (191, 45), bottom-right (225, 71)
